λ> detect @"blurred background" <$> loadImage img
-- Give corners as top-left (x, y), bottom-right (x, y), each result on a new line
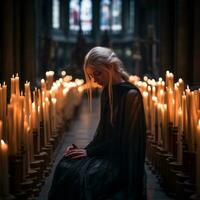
top-left (0, 0), bottom-right (200, 87)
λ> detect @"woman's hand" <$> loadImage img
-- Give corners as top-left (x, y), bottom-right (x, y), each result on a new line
top-left (64, 144), bottom-right (87, 159)
top-left (64, 144), bottom-right (78, 155)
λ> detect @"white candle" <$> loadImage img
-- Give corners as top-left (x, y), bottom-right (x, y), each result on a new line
top-left (0, 140), bottom-right (9, 196)
top-left (0, 86), bottom-right (2, 121)
top-left (51, 98), bottom-right (57, 130)
top-left (15, 74), bottom-right (20, 97)
top-left (0, 121), bottom-right (2, 141)
top-left (196, 120), bottom-right (200, 196)
top-left (177, 108), bottom-right (183, 164)
top-left (7, 104), bottom-right (17, 155)
top-left (11, 75), bottom-right (15, 95)
top-left (2, 83), bottom-right (7, 135)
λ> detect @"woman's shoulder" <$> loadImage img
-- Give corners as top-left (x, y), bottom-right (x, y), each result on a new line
top-left (115, 81), bottom-right (141, 94)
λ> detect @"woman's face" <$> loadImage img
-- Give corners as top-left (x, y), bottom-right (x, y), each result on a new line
top-left (86, 66), bottom-right (109, 87)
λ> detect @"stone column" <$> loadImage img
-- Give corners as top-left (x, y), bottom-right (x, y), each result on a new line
top-left (20, 0), bottom-right (37, 85)
top-left (1, 0), bottom-right (14, 84)
top-left (193, 0), bottom-right (200, 86)
top-left (159, 0), bottom-right (175, 77)
top-left (174, 0), bottom-right (192, 83)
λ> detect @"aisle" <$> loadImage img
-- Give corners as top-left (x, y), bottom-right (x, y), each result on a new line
top-left (38, 97), bottom-right (173, 200)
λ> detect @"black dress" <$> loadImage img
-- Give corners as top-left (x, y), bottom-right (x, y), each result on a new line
top-left (48, 81), bottom-right (146, 200)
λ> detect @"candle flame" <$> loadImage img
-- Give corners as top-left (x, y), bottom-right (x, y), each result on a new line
top-left (178, 108), bottom-right (182, 116)
top-left (152, 96), bottom-right (157, 102)
top-left (142, 91), bottom-right (148, 97)
top-left (1, 139), bottom-right (8, 151)
top-left (52, 98), bottom-right (57, 104)
top-left (61, 71), bottom-right (66, 77)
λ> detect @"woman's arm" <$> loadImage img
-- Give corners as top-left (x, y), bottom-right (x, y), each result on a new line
top-left (85, 140), bottom-right (111, 157)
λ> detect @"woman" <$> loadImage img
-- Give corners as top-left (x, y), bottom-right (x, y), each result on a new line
top-left (48, 47), bottom-right (146, 200)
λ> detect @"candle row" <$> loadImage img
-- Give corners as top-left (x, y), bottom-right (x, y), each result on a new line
top-left (129, 71), bottom-right (200, 195)
top-left (0, 71), bottom-right (86, 197)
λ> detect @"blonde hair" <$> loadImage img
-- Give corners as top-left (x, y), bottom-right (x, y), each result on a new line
top-left (83, 46), bottom-right (129, 123)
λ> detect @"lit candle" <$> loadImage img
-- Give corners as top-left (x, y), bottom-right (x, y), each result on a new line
top-left (51, 98), bottom-right (57, 130)
top-left (143, 91), bottom-right (149, 130)
top-left (25, 81), bottom-right (30, 118)
top-left (0, 121), bottom-right (2, 141)
top-left (151, 96), bottom-right (157, 142)
top-left (42, 102), bottom-right (47, 146)
top-left (2, 83), bottom-right (7, 135)
top-left (177, 108), bottom-right (183, 164)
top-left (182, 94), bottom-right (188, 140)
top-left (0, 140), bottom-right (9, 196)
top-left (196, 119), bottom-right (200, 196)
top-left (11, 75), bottom-right (15, 95)
top-left (162, 104), bottom-right (168, 150)
top-left (31, 102), bottom-right (36, 130)
top-left (7, 104), bottom-right (17, 155)
top-left (15, 74), bottom-right (20, 97)
top-left (0, 85), bottom-right (2, 120)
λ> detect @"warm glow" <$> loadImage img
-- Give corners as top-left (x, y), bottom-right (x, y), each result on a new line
top-left (129, 75), bottom-right (140, 83)
top-left (78, 86), bottom-right (83, 93)
top-left (61, 71), bottom-right (66, 77)
top-left (63, 75), bottom-right (73, 82)
top-left (152, 96), bottom-right (157, 102)
top-left (197, 120), bottom-right (200, 134)
top-left (63, 88), bottom-right (69, 95)
top-left (178, 78), bottom-right (183, 83)
top-left (0, 121), bottom-right (2, 139)
top-left (160, 90), bottom-right (164, 96)
top-left (143, 76), bottom-right (148, 82)
top-left (75, 79), bottom-right (84, 86)
top-left (142, 91), bottom-right (148, 97)
top-left (46, 71), bottom-right (54, 77)
top-left (51, 98), bottom-right (57, 104)
top-left (1, 140), bottom-right (8, 151)
top-left (178, 108), bottom-right (182, 116)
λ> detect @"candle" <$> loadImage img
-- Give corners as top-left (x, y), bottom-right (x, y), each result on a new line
top-left (182, 94), bottom-right (188, 141)
top-left (196, 119), bottom-right (200, 196)
top-left (0, 140), bottom-right (9, 196)
top-left (0, 121), bottom-right (2, 141)
top-left (19, 95), bottom-right (25, 146)
top-left (2, 83), bottom-right (7, 137)
top-left (177, 108), bottom-right (183, 164)
top-left (143, 91), bottom-right (149, 130)
top-left (51, 98), bottom-right (57, 130)
top-left (24, 121), bottom-right (31, 172)
top-left (151, 96), bottom-right (157, 142)
top-left (11, 75), bottom-right (15, 95)
top-left (25, 81), bottom-right (30, 118)
top-left (162, 104), bottom-right (168, 150)
top-left (157, 103), bottom-right (162, 145)
top-left (7, 104), bottom-right (17, 155)
top-left (0, 85), bottom-right (2, 120)
top-left (15, 74), bottom-right (20, 97)
top-left (42, 102), bottom-right (47, 146)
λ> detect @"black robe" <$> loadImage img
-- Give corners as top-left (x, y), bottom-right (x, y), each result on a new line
top-left (48, 81), bottom-right (146, 200)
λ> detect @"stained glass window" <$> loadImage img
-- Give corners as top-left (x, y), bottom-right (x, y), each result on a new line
top-left (80, 0), bottom-right (92, 32)
top-left (52, 0), bottom-right (60, 29)
top-left (69, 0), bottom-right (80, 31)
top-left (111, 0), bottom-right (122, 31)
top-left (100, 0), bottom-right (122, 32)
top-left (129, 0), bottom-right (135, 32)
top-left (100, 0), bottom-right (111, 31)
top-left (69, 0), bottom-right (92, 33)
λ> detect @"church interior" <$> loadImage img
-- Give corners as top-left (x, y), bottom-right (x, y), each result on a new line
top-left (0, 0), bottom-right (200, 199)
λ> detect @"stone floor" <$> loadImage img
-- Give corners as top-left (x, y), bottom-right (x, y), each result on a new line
top-left (38, 97), bottom-right (174, 200)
